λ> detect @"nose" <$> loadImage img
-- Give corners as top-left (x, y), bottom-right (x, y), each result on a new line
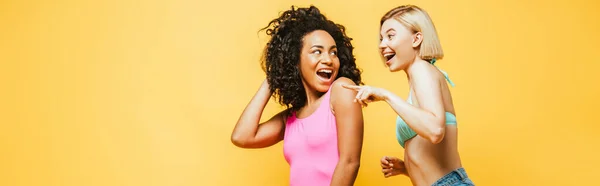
top-left (320, 54), bottom-right (332, 65)
top-left (379, 40), bottom-right (387, 50)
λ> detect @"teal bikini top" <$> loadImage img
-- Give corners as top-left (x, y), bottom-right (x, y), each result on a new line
top-left (396, 59), bottom-right (457, 148)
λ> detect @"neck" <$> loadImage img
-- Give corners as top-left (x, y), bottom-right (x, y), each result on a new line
top-left (301, 81), bottom-right (325, 108)
top-left (404, 56), bottom-right (428, 83)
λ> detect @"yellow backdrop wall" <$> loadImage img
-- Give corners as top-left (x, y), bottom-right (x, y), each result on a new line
top-left (1, 0), bottom-right (599, 185)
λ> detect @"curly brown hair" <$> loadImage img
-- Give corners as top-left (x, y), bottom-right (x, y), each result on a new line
top-left (260, 5), bottom-right (362, 112)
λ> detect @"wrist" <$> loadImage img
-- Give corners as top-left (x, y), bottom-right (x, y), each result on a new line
top-left (260, 80), bottom-right (270, 91)
top-left (382, 89), bottom-right (392, 102)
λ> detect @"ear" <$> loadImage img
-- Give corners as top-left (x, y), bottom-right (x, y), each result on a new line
top-left (412, 32), bottom-right (423, 48)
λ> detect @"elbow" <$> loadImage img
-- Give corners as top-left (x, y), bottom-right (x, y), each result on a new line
top-left (346, 161), bottom-right (361, 172)
top-left (339, 157), bottom-right (361, 171)
top-left (428, 126), bottom-right (445, 144)
top-left (230, 133), bottom-right (248, 148)
top-left (351, 161), bottom-right (361, 171)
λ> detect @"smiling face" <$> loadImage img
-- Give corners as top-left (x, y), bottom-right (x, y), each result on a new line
top-left (379, 18), bottom-right (421, 72)
top-left (299, 30), bottom-right (340, 93)
top-left (378, 5), bottom-right (445, 72)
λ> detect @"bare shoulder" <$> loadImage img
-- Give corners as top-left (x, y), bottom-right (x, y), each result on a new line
top-left (331, 77), bottom-right (357, 97)
top-left (410, 62), bottom-right (443, 86)
top-left (330, 77), bottom-right (359, 108)
top-left (415, 61), bottom-right (442, 78)
top-left (332, 77), bottom-right (357, 89)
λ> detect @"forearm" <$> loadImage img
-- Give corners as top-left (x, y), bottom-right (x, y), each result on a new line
top-left (330, 160), bottom-right (360, 186)
top-left (231, 82), bottom-right (272, 146)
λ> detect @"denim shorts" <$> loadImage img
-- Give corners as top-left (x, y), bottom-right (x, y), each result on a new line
top-left (431, 167), bottom-right (474, 186)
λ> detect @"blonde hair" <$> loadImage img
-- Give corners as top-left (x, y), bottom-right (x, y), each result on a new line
top-left (381, 5), bottom-right (443, 60)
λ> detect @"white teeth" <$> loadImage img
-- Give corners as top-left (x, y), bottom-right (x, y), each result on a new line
top-left (384, 53), bottom-right (395, 57)
top-left (318, 69), bottom-right (332, 73)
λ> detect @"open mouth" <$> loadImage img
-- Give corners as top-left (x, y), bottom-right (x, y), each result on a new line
top-left (316, 69), bottom-right (333, 80)
top-left (384, 53), bottom-right (396, 61)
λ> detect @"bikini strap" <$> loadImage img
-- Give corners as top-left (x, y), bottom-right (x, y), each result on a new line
top-left (431, 58), bottom-right (455, 87)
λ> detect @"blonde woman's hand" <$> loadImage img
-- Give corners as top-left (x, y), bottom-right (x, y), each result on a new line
top-left (380, 156), bottom-right (407, 178)
top-left (342, 84), bottom-right (389, 107)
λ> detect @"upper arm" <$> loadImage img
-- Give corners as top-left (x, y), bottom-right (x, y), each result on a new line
top-left (245, 110), bottom-right (287, 148)
top-left (411, 66), bottom-right (446, 126)
top-left (331, 77), bottom-right (364, 162)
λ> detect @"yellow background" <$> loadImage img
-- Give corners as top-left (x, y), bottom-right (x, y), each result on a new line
top-left (1, 0), bottom-right (599, 185)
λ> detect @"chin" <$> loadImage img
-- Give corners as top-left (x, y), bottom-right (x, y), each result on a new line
top-left (315, 84), bottom-right (331, 93)
top-left (388, 65), bottom-right (402, 72)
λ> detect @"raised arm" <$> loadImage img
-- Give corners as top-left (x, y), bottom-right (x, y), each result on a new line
top-left (231, 79), bottom-right (287, 148)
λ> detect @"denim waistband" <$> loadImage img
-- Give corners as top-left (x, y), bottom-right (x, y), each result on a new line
top-left (431, 167), bottom-right (473, 186)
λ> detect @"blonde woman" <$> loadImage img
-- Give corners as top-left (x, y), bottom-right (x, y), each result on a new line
top-left (343, 5), bottom-right (474, 186)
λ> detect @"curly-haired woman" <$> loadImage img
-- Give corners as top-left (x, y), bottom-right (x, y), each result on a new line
top-left (230, 5), bottom-right (364, 186)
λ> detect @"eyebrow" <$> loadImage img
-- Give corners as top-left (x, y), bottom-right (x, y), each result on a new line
top-left (311, 45), bottom-right (337, 49)
top-left (381, 28), bottom-right (395, 36)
